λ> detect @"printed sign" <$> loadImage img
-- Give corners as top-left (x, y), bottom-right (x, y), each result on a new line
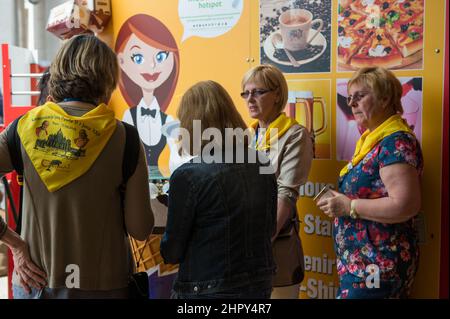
top-left (179, 0), bottom-right (244, 42)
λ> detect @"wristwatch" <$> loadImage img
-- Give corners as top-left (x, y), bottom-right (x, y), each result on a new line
top-left (349, 200), bottom-right (359, 219)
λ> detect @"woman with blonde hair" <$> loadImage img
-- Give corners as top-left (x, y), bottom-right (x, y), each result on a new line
top-left (160, 80), bottom-right (277, 299)
top-left (317, 67), bottom-right (423, 298)
top-left (242, 64), bottom-right (313, 299)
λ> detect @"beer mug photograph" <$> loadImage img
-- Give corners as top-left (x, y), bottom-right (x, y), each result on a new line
top-left (287, 90), bottom-right (329, 159)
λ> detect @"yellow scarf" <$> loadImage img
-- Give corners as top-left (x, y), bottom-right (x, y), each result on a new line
top-left (339, 114), bottom-right (413, 177)
top-left (18, 102), bottom-right (117, 192)
top-left (250, 113), bottom-right (298, 151)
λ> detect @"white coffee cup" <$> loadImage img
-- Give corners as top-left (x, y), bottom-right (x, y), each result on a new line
top-left (279, 9), bottom-right (323, 51)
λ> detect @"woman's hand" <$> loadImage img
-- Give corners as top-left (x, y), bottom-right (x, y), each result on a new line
top-left (316, 190), bottom-right (352, 218)
top-left (10, 238), bottom-right (47, 294)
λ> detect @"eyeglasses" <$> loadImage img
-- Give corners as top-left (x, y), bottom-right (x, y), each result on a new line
top-left (347, 91), bottom-right (370, 105)
top-left (240, 89), bottom-right (272, 99)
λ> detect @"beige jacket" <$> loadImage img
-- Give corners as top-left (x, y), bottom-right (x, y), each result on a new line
top-left (265, 124), bottom-right (313, 201)
top-left (0, 105), bottom-right (153, 290)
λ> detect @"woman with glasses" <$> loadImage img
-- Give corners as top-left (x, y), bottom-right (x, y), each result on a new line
top-left (316, 67), bottom-right (423, 298)
top-left (241, 64), bottom-right (313, 299)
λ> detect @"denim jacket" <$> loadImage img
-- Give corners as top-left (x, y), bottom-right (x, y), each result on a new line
top-left (160, 149), bottom-right (277, 295)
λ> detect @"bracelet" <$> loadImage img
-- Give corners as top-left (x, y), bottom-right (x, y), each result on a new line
top-left (349, 200), bottom-right (359, 219)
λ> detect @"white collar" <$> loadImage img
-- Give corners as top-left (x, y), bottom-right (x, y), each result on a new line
top-left (137, 97), bottom-right (160, 111)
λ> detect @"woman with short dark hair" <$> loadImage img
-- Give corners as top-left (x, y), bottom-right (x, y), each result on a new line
top-left (0, 34), bottom-right (154, 298)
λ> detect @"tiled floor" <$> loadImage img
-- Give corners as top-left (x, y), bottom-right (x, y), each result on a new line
top-left (0, 276), bottom-right (8, 299)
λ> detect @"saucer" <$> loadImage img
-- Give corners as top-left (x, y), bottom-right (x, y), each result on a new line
top-left (263, 29), bottom-right (327, 67)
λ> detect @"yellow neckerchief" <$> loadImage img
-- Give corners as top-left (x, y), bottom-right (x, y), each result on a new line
top-left (339, 114), bottom-right (413, 177)
top-left (250, 112), bottom-right (298, 151)
top-left (17, 102), bottom-right (117, 192)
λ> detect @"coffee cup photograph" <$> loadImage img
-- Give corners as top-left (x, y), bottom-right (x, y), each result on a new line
top-left (278, 9), bottom-right (323, 52)
top-left (260, 0), bottom-right (331, 74)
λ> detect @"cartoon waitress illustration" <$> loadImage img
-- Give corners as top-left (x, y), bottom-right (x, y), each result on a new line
top-left (115, 14), bottom-right (180, 299)
top-left (115, 14), bottom-right (180, 178)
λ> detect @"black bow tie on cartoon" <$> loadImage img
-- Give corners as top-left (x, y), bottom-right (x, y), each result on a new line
top-left (141, 108), bottom-right (157, 118)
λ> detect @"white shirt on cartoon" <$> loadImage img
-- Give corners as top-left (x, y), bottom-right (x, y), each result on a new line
top-left (122, 98), bottom-right (173, 146)
top-left (122, 97), bottom-right (184, 174)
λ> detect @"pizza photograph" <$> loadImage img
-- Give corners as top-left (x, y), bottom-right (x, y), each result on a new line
top-left (337, 0), bottom-right (425, 71)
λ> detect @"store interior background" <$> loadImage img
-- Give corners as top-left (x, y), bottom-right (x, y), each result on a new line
top-left (0, 0), bottom-right (448, 299)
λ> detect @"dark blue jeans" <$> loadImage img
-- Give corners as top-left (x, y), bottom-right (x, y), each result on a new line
top-left (171, 280), bottom-right (272, 299)
top-left (13, 284), bottom-right (129, 299)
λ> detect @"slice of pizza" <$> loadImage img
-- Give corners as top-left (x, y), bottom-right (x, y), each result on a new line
top-left (350, 28), bottom-right (403, 69)
top-left (382, 0), bottom-right (424, 27)
top-left (349, 0), bottom-right (385, 16)
top-left (338, 9), bottom-right (372, 64)
top-left (382, 0), bottom-right (424, 18)
top-left (385, 10), bottom-right (424, 57)
top-left (350, 0), bottom-right (424, 28)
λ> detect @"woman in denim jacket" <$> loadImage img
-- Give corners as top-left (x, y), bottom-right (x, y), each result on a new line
top-left (160, 81), bottom-right (277, 299)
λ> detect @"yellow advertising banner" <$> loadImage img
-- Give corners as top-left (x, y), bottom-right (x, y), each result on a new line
top-left (103, 0), bottom-right (446, 298)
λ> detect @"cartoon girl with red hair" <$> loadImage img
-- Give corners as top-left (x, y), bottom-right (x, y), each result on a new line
top-left (115, 14), bottom-right (180, 178)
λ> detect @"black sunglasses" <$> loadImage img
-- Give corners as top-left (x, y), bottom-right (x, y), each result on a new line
top-left (240, 89), bottom-right (272, 99)
top-left (347, 91), bottom-right (370, 105)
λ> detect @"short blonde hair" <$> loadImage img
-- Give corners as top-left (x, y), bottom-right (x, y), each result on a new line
top-left (241, 64), bottom-right (288, 114)
top-left (348, 67), bottom-right (403, 114)
top-left (49, 35), bottom-right (119, 105)
top-left (177, 80), bottom-right (248, 155)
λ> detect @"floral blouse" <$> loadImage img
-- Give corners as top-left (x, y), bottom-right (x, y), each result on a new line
top-left (334, 132), bottom-right (423, 284)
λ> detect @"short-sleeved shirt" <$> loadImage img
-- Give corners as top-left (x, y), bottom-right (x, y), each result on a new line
top-left (334, 132), bottom-right (423, 287)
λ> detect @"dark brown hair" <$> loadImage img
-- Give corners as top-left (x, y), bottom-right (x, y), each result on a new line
top-left (37, 68), bottom-right (50, 105)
